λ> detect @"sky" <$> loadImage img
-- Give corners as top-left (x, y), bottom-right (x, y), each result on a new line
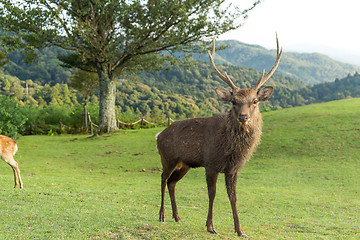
top-left (219, 0), bottom-right (360, 65)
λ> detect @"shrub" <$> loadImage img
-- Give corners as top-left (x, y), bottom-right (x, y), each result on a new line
top-left (0, 95), bottom-right (27, 138)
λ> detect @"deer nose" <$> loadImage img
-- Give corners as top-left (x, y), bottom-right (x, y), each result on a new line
top-left (239, 114), bottom-right (249, 123)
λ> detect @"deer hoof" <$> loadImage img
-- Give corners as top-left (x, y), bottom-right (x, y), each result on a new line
top-left (241, 234), bottom-right (250, 238)
top-left (208, 229), bottom-right (217, 234)
top-left (159, 218), bottom-right (165, 222)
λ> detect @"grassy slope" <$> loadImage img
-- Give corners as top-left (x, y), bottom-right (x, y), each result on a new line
top-left (0, 98), bottom-right (359, 239)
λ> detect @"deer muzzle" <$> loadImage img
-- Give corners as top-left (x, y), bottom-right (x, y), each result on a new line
top-left (239, 114), bottom-right (249, 123)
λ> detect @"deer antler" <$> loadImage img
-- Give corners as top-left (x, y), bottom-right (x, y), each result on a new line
top-left (208, 38), bottom-right (237, 90)
top-left (253, 33), bottom-right (283, 90)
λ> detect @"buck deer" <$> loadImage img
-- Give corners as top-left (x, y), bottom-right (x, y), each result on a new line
top-left (157, 34), bottom-right (282, 237)
top-left (0, 135), bottom-right (23, 189)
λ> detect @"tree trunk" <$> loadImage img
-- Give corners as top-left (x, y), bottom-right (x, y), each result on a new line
top-left (96, 65), bottom-right (118, 134)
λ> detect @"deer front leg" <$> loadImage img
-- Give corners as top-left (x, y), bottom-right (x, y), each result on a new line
top-left (225, 172), bottom-right (249, 238)
top-left (205, 169), bottom-right (219, 234)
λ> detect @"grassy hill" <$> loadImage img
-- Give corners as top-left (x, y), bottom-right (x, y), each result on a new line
top-left (0, 98), bottom-right (359, 239)
top-left (211, 40), bottom-right (360, 85)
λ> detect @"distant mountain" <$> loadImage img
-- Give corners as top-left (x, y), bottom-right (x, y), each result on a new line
top-left (287, 43), bottom-right (360, 66)
top-left (206, 40), bottom-right (360, 85)
top-left (4, 42), bottom-right (360, 87)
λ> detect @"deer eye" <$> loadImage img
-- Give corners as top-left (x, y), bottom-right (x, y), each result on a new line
top-left (253, 99), bottom-right (258, 105)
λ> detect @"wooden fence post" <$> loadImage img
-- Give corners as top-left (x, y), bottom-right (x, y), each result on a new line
top-left (88, 112), bottom-right (94, 135)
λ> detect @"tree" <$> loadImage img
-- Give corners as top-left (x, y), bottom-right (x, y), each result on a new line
top-left (70, 68), bottom-right (99, 130)
top-left (0, 50), bottom-right (8, 67)
top-left (1, 78), bottom-right (11, 93)
top-left (9, 82), bottom-right (24, 100)
top-left (0, 0), bottom-right (260, 134)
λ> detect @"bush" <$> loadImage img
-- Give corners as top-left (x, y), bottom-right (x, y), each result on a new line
top-left (18, 103), bottom-right (101, 135)
top-left (0, 95), bottom-right (27, 138)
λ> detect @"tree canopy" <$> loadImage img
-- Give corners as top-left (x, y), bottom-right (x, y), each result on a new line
top-left (0, 50), bottom-right (8, 67)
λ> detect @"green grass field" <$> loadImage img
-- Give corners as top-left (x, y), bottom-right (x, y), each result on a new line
top-left (0, 98), bottom-right (359, 239)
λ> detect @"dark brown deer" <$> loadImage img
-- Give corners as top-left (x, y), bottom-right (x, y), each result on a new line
top-left (157, 34), bottom-right (282, 238)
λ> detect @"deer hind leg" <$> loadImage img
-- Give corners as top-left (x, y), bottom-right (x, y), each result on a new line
top-left (14, 162), bottom-right (23, 189)
top-left (159, 160), bottom-right (178, 222)
top-left (3, 155), bottom-right (23, 189)
top-left (167, 165), bottom-right (190, 222)
top-left (225, 172), bottom-right (248, 238)
top-left (205, 169), bottom-right (219, 234)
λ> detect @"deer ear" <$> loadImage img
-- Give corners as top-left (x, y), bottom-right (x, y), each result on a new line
top-left (257, 86), bottom-right (274, 101)
top-left (216, 87), bottom-right (232, 102)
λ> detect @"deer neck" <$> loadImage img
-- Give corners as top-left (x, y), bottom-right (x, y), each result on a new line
top-left (219, 109), bottom-right (263, 171)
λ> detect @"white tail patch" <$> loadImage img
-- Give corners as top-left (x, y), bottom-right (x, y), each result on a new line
top-left (155, 131), bottom-right (162, 140)
top-left (13, 144), bottom-right (18, 156)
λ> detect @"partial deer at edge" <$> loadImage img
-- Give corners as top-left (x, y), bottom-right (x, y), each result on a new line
top-left (157, 34), bottom-right (282, 238)
top-left (0, 135), bottom-right (23, 189)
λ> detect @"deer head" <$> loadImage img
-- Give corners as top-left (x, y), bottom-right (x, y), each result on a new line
top-left (208, 34), bottom-right (283, 125)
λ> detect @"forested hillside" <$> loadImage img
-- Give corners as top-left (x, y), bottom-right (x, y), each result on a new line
top-left (3, 48), bottom-right (72, 86)
top-left (2, 59), bottom-right (360, 118)
top-left (208, 40), bottom-right (360, 85)
top-left (295, 72), bottom-right (360, 103)
top-left (126, 65), bottom-right (360, 110)
top-left (1, 46), bottom-right (360, 135)
top-left (0, 62), bottom-right (302, 120)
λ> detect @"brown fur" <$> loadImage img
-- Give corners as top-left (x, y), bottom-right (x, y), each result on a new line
top-left (157, 86), bottom-right (272, 237)
top-left (0, 135), bottom-right (23, 189)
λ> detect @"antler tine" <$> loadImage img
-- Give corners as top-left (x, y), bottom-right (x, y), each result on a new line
top-left (254, 33), bottom-right (283, 90)
top-left (208, 38), bottom-right (237, 90)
